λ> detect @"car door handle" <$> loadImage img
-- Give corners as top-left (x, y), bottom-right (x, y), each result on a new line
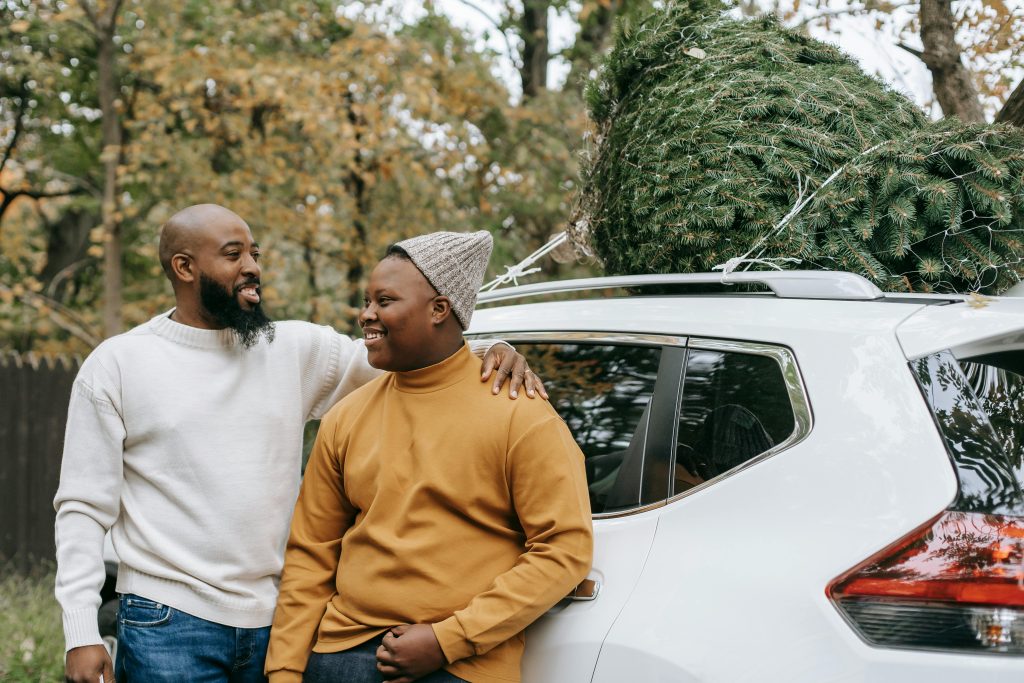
top-left (569, 578), bottom-right (601, 601)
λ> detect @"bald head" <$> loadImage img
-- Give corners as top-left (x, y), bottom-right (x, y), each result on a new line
top-left (159, 204), bottom-right (248, 280)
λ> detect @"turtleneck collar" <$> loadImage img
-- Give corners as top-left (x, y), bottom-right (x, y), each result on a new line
top-left (393, 341), bottom-right (472, 393)
top-left (148, 309), bottom-right (240, 350)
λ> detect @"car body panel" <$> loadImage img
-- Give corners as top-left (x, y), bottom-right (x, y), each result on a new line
top-left (896, 297), bottom-right (1024, 359)
top-left (522, 512), bottom-right (660, 682)
top-left (473, 297), bottom-right (923, 349)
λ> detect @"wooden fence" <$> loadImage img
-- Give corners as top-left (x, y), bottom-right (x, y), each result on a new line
top-left (0, 352), bottom-right (81, 568)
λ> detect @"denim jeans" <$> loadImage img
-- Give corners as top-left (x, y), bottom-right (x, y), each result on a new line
top-left (304, 634), bottom-right (467, 683)
top-left (115, 593), bottom-right (270, 683)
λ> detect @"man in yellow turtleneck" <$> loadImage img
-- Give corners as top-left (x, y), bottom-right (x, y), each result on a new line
top-left (265, 231), bottom-right (594, 683)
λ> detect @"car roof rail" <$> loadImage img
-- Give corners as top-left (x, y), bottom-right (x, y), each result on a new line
top-left (477, 270), bottom-right (885, 304)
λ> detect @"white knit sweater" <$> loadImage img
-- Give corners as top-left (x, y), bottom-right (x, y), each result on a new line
top-left (53, 311), bottom-right (493, 650)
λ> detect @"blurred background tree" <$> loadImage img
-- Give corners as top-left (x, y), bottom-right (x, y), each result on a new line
top-left (0, 0), bottom-right (630, 354)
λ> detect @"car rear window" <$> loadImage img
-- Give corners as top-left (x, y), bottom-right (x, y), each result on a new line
top-left (912, 351), bottom-right (1024, 516)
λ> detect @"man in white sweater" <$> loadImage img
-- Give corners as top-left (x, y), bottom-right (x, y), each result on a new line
top-left (55, 204), bottom-right (544, 683)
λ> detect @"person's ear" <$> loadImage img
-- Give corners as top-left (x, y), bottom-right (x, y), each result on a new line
top-left (171, 253), bottom-right (195, 284)
top-left (430, 296), bottom-right (453, 325)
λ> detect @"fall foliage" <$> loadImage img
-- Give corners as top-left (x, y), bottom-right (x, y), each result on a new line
top-left (0, 0), bottom-right (594, 353)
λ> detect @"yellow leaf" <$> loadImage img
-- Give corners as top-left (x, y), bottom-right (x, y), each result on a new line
top-left (966, 292), bottom-right (992, 309)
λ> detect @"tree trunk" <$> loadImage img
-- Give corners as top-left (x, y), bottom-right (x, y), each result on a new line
top-left (996, 78), bottom-right (1024, 127)
top-left (0, 79), bottom-right (29, 229)
top-left (81, 0), bottom-right (125, 337)
top-left (564, 1), bottom-right (621, 94)
top-left (342, 94), bottom-right (372, 319)
top-left (97, 27), bottom-right (122, 336)
top-left (919, 0), bottom-right (985, 123)
top-left (519, 0), bottom-right (550, 99)
top-left (40, 208), bottom-right (95, 301)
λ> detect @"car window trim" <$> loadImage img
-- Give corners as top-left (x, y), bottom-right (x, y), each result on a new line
top-left (636, 345), bottom-right (686, 510)
top-left (467, 331), bottom-right (687, 348)
top-left (666, 337), bottom-right (814, 503)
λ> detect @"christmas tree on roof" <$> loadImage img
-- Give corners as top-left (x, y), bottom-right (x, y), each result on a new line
top-left (570, 1), bottom-right (1024, 293)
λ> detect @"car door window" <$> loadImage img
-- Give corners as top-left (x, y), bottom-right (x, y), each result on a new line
top-left (511, 342), bottom-right (662, 514)
top-left (674, 345), bottom-right (798, 494)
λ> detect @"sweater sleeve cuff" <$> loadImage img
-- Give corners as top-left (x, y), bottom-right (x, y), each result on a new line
top-left (267, 671), bottom-right (304, 683)
top-left (467, 339), bottom-right (512, 358)
top-left (432, 616), bottom-right (476, 663)
top-left (63, 608), bottom-right (102, 652)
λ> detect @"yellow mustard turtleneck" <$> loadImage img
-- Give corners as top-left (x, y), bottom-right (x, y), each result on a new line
top-left (265, 342), bottom-right (594, 683)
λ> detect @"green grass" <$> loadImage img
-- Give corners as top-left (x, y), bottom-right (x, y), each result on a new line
top-left (0, 561), bottom-right (64, 682)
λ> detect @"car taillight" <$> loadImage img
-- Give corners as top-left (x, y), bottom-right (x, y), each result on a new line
top-left (828, 510), bottom-right (1024, 654)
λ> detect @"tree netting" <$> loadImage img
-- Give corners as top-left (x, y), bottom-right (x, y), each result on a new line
top-left (572, 1), bottom-right (1024, 293)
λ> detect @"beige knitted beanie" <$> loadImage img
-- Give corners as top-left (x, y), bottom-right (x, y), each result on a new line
top-left (393, 230), bottom-right (493, 329)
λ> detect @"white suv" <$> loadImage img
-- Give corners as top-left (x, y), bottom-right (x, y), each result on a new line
top-left (468, 270), bottom-right (1024, 682)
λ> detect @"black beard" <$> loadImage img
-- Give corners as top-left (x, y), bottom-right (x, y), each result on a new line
top-left (199, 274), bottom-right (275, 348)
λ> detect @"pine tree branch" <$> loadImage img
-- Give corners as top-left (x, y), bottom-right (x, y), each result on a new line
top-left (718, 142), bottom-right (887, 274)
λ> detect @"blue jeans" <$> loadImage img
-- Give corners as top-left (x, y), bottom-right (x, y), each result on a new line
top-left (115, 594), bottom-right (270, 683)
top-left (304, 634), bottom-right (466, 683)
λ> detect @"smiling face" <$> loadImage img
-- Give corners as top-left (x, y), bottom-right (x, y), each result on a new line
top-left (160, 204), bottom-right (273, 345)
top-left (191, 217), bottom-right (263, 313)
top-left (359, 255), bottom-right (456, 371)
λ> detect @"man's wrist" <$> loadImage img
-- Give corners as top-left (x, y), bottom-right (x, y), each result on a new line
top-left (467, 339), bottom-right (513, 358)
top-left (63, 608), bottom-right (103, 652)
